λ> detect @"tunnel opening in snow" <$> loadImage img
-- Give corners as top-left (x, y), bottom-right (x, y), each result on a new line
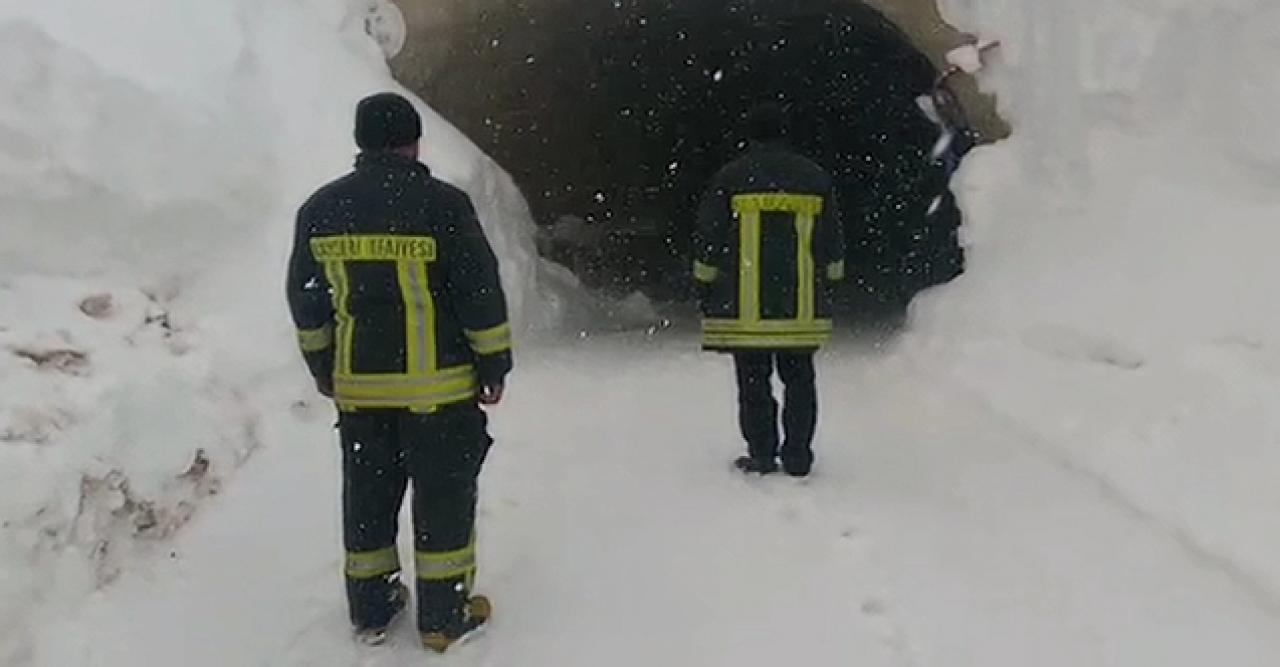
top-left (403, 0), bottom-right (977, 320)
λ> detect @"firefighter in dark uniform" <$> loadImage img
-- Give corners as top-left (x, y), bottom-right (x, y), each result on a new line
top-left (694, 103), bottom-right (846, 477)
top-left (286, 92), bottom-right (512, 652)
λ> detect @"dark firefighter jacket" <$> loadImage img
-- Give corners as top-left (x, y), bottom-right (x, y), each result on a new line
top-left (287, 151), bottom-right (513, 413)
top-left (693, 141), bottom-right (846, 351)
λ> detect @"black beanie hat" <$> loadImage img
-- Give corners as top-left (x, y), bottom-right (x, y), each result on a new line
top-left (354, 92), bottom-right (422, 150)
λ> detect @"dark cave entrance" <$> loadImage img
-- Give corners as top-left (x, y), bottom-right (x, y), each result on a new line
top-left (417, 0), bottom-right (971, 321)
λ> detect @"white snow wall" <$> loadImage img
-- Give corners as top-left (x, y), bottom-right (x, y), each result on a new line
top-left (909, 0), bottom-right (1280, 609)
top-left (927, 0), bottom-right (1280, 347)
top-left (0, 0), bottom-right (541, 321)
top-left (0, 1), bottom-right (541, 662)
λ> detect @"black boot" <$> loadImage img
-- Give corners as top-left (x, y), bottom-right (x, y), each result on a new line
top-left (781, 456), bottom-right (812, 478)
top-left (421, 595), bottom-right (492, 653)
top-left (352, 576), bottom-right (409, 646)
top-left (735, 456), bottom-right (779, 475)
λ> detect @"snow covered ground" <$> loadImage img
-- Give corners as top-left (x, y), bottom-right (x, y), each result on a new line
top-left (25, 336), bottom-right (1280, 666)
top-left (4, 0), bottom-right (1280, 664)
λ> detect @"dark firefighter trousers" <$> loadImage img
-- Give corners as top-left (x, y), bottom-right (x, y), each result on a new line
top-left (339, 404), bottom-right (491, 633)
top-left (734, 352), bottom-right (817, 468)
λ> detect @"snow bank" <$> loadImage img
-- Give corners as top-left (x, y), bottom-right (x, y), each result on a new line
top-left (0, 0), bottom-right (540, 316)
top-left (910, 0), bottom-right (1280, 604)
top-left (0, 0), bottom-right (543, 660)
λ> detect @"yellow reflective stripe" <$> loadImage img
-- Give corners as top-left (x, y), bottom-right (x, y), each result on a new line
top-left (334, 366), bottom-right (478, 411)
top-left (796, 212), bottom-right (816, 322)
top-left (335, 366), bottom-right (476, 386)
top-left (319, 237), bottom-right (438, 378)
top-left (311, 235), bottom-right (436, 262)
top-left (732, 192), bottom-right (826, 323)
top-left (336, 376), bottom-right (476, 398)
top-left (346, 547), bottom-right (401, 580)
top-left (731, 193), bottom-right (824, 217)
top-left (736, 207), bottom-right (762, 322)
top-left (465, 323), bottom-right (512, 356)
top-left (703, 333), bottom-right (831, 348)
top-left (416, 540), bottom-right (476, 581)
top-left (323, 260), bottom-right (354, 375)
top-left (336, 389), bottom-right (477, 413)
top-left (827, 260), bottom-right (846, 281)
top-left (337, 378), bottom-right (476, 400)
top-left (703, 316), bottom-right (833, 348)
top-left (398, 260), bottom-right (420, 374)
top-left (415, 261), bottom-right (437, 372)
top-left (703, 318), bottom-right (833, 335)
top-left (398, 260), bottom-right (434, 375)
top-left (297, 324), bottom-right (334, 353)
top-left (338, 387), bottom-right (475, 404)
top-left (692, 261), bottom-right (720, 283)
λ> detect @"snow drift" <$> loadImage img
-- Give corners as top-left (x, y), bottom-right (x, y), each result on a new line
top-left (908, 0), bottom-right (1280, 607)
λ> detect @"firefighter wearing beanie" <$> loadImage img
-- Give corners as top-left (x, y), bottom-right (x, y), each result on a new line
top-left (286, 92), bottom-right (511, 652)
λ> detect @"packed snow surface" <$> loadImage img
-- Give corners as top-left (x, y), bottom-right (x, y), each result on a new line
top-left (28, 339), bottom-right (1280, 666)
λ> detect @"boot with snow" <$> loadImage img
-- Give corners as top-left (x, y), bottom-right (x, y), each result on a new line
top-left (421, 595), bottom-right (492, 653)
top-left (735, 455), bottom-right (779, 475)
top-left (353, 578), bottom-right (410, 646)
top-left (782, 454), bottom-right (813, 478)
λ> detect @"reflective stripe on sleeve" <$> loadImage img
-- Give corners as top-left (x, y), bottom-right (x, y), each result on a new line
top-left (465, 323), bottom-right (513, 356)
top-left (297, 324), bottom-right (334, 353)
top-left (693, 261), bottom-right (720, 283)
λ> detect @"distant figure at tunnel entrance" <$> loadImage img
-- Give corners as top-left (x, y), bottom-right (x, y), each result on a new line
top-left (693, 103), bottom-right (847, 478)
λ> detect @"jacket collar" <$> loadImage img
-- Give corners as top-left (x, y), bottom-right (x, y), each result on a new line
top-left (355, 150), bottom-right (431, 176)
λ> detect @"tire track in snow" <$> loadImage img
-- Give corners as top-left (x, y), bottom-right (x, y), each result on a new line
top-left (889, 344), bottom-right (1280, 623)
top-left (823, 353), bottom-right (1280, 665)
top-left (961, 389), bottom-right (1280, 621)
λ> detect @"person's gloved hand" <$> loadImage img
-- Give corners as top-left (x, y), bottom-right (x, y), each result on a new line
top-left (479, 384), bottom-right (504, 406)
